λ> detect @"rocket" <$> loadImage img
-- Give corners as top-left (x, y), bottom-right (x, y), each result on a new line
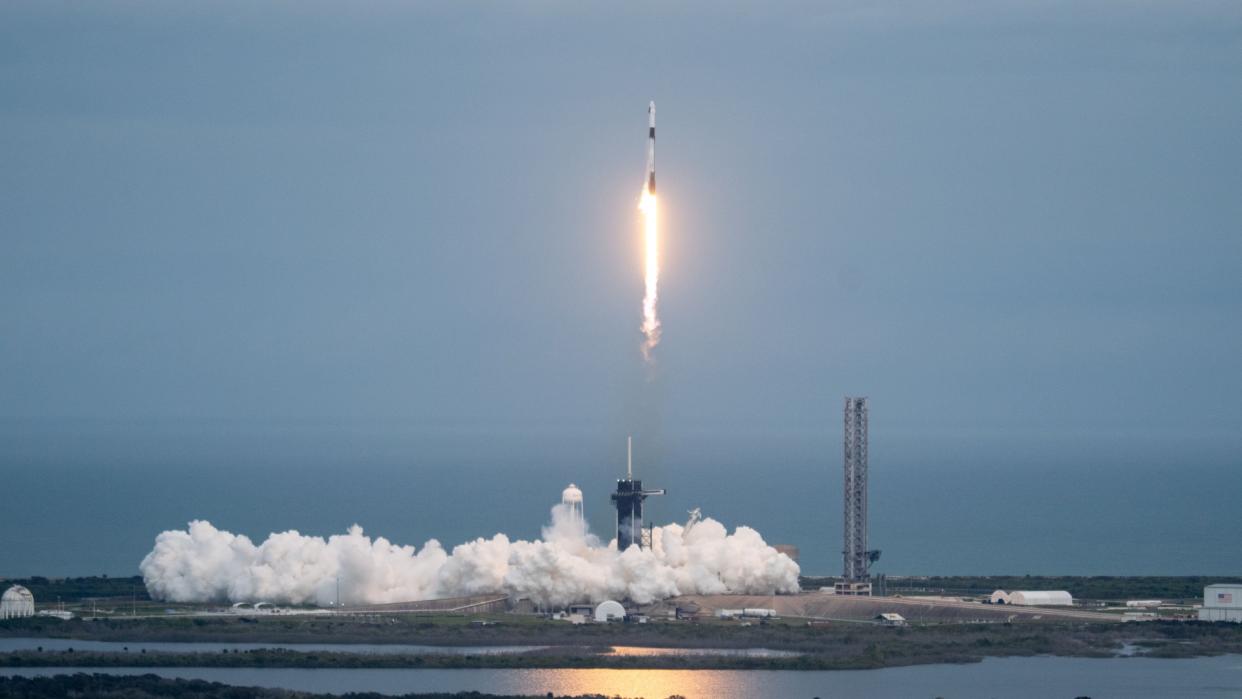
top-left (645, 101), bottom-right (656, 195)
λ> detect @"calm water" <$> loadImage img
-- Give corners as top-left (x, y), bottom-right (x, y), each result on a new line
top-left (3, 420), bottom-right (1240, 577)
top-left (4, 656), bottom-right (1242, 698)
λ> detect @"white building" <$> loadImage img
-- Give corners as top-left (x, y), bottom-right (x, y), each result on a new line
top-left (989, 590), bottom-right (1011, 605)
top-left (1199, 584), bottom-right (1242, 622)
top-left (877, 613), bottom-right (907, 627)
top-left (594, 600), bottom-right (626, 622)
top-left (1, 585), bottom-right (35, 619)
top-left (1007, 590), bottom-right (1073, 606)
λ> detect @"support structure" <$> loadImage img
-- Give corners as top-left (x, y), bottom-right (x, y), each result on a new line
top-left (612, 436), bottom-right (665, 551)
top-left (837, 397), bottom-right (879, 596)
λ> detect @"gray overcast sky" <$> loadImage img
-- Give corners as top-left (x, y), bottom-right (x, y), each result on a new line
top-left (3, 1), bottom-right (1241, 451)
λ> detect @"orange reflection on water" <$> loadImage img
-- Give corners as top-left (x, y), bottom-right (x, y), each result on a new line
top-left (605, 646), bottom-right (799, 658)
top-left (514, 668), bottom-right (735, 699)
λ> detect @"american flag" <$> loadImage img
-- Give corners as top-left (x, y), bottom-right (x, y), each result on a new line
top-left (1219, 592), bottom-right (1233, 604)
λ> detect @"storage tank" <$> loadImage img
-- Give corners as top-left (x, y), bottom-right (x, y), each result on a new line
top-left (0, 585), bottom-right (34, 619)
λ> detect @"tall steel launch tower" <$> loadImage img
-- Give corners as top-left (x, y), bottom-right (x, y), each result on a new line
top-left (612, 437), bottom-right (665, 551)
top-left (840, 396), bottom-right (879, 595)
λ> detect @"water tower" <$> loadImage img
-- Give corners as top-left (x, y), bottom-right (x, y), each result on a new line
top-left (561, 483), bottom-right (584, 528)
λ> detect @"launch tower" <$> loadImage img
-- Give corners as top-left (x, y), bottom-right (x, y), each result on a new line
top-left (612, 437), bottom-right (665, 551)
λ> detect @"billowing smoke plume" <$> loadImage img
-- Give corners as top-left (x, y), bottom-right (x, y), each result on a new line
top-left (140, 506), bottom-right (800, 607)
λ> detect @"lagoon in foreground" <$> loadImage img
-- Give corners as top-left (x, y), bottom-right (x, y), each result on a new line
top-left (5, 655), bottom-right (1241, 698)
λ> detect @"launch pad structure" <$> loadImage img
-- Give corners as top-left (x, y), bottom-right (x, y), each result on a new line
top-left (612, 437), bottom-right (665, 551)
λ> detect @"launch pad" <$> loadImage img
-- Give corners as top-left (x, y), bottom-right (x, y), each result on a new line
top-left (612, 437), bottom-right (665, 551)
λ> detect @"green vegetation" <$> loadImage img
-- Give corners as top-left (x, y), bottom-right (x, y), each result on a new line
top-left (800, 575), bottom-right (1242, 602)
top-left (3, 620), bottom-right (1242, 671)
top-left (3, 574), bottom-right (1240, 672)
top-left (0, 576), bottom-right (150, 604)
top-left (0, 674), bottom-right (629, 699)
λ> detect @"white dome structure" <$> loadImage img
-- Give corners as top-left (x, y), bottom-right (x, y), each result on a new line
top-left (1008, 590), bottom-right (1073, 607)
top-left (594, 599), bottom-right (626, 622)
top-left (990, 590), bottom-right (1011, 605)
top-left (1, 585), bottom-right (35, 619)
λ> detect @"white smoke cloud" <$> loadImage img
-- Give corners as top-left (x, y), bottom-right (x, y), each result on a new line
top-left (140, 505), bottom-right (800, 608)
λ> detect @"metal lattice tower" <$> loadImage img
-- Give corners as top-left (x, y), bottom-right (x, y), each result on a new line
top-left (843, 397), bottom-right (869, 581)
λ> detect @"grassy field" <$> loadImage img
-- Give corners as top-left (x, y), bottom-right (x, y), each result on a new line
top-left (3, 614), bottom-right (1242, 670)
top-left (0, 674), bottom-right (601, 699)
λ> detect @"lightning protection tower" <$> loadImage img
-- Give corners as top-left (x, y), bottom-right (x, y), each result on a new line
top-left (837, 396), bottom-right (879, 595)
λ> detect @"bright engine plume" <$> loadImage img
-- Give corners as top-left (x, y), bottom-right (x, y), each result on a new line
top-left (640, 101), bottom-right (661, 362)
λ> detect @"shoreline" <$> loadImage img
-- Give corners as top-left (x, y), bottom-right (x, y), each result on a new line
top-left (3, 623), bottom-right (1241, 672)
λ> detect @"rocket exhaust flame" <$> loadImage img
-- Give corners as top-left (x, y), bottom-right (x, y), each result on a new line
top-left (640, 101), bottom-right (660, 362)
top-left (640, 190), bottom-right (660, 361)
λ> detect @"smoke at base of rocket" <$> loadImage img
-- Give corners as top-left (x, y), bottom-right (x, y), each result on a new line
top-left (139, 504), bottom-right (800, 608)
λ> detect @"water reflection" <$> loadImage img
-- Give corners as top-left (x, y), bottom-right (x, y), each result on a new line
top-left (494, 668), bottom-right (740, 699)
top-left (3, 657), bottom-right (1242, 699)
top-left (606, 646), bottom-right (800, 658)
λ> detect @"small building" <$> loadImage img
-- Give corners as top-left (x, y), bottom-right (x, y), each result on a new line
top-left (594, 600), bottom-right (626, 622)
top-left (1, 585), bottom-right (35, 619)
top-left (990, 590), bottom-right (1012, 605)
top-left (674, 601), bottom-right (701, 621)
top-left (1126, 600), bottom-right (1162, 608)
top-left (835, 580), bottom-right (873, 596)
top-left (876, 613), bottom-right (907, 627)
top-left (1199, 584), bottom-right (1242, 622)
top-left (1007, 591), bottom-right (1073, 607)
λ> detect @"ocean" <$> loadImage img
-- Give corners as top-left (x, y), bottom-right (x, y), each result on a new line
top-left (2, 418), bottom-right (1238, 578)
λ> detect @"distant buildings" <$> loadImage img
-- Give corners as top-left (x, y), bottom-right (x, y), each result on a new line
top-left (1199, 584), bottom-right (1242, 622)
top-left (1, 585), bottom-right (34, 619)
top-left (990, 589), bottom-right (1073, 606)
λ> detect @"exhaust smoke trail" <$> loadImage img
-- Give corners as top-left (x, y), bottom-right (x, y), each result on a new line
top-left (640, 189), bottom-right (660, 361)
top-left (640, 101), bottom-right (660, 362)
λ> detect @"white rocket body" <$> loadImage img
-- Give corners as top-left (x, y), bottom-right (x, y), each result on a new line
top-left (645, 101), bottom-right (656, 195)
